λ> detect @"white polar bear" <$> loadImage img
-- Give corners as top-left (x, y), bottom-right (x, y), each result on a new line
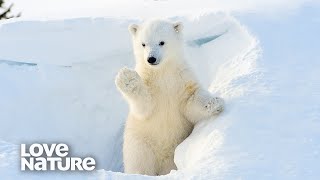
top-left (115, 19), bottom-right (224, 176)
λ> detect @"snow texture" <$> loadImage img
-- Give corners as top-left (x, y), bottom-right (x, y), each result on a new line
top-left (0, 11), bottom-right (319, 179)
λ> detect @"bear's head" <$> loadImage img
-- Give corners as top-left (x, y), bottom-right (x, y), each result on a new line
top-left (129, 19), bottom-right (184, 68)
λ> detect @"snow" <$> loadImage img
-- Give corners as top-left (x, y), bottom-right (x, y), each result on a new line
top-left (7, 0), bottom-right (317, 20)
top-left (0, 4), bottom-right (320, 180)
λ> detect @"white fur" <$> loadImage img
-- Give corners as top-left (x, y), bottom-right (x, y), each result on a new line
top-left (115, 19), bottom-right (224, 176)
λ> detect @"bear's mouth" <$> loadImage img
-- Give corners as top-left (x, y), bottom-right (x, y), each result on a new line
top-left (149, 62), bottom-right (159, 66)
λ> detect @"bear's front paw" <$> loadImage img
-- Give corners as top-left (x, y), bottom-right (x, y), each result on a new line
top-left (204, 97), bottom-right (224, 115)
top-left (115, 67), bottom-right (142, 94)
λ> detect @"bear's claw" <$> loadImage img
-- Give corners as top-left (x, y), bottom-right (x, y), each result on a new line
top-left (204, 97), bottom-right (224, 115)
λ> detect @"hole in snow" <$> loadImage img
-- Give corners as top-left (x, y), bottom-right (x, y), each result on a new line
top-left (187, 32), bottom-right (226, 47)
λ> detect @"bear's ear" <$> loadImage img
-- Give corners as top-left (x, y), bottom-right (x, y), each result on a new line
top-left (128, 24), bottom-right (139, 36)
top-left (173, 22), bottom-right (183, 33)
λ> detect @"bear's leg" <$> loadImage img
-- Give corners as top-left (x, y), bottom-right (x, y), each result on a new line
top-left (184, 89), bottom-right (224, 124)
top-left (123, 136), bottom-right (157, 175)
top-left (115, 67), bottom-right (154, 118)
top-left (158, 157), bottom-right (177, 175)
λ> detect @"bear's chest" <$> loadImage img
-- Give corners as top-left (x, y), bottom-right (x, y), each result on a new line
top-left (149, 75), bottom-right (186, 102)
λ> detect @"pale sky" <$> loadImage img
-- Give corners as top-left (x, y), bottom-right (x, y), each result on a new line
top-left (5, 0), bottom-right (320, 20)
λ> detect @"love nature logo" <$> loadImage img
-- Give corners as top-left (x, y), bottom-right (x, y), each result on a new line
top-left (20, 143), bottom-right (96, 171)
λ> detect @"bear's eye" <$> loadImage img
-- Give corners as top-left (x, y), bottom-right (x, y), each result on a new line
top-left (159, 41), bottom-right (165, 46)
top-left (142, 43), bottom-right (145, 47)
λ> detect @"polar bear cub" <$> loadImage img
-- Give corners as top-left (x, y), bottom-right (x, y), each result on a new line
top-left (115, 19), bottom-right (224, 176)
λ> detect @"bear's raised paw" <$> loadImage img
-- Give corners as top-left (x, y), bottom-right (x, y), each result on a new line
top-left (115, 67), bottom-right (142, 94)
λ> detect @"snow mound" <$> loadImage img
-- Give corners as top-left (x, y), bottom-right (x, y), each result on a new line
top-left (0, 13), bottom-right (268, 179)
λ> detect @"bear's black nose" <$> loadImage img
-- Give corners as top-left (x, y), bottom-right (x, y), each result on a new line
top-left (147, 57), bottom-right (157, 64)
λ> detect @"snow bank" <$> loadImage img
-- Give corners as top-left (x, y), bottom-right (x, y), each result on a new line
top-left (2, 11), bottom-right (318, 179)
top-left (0, 13), bottom-right (259, 179)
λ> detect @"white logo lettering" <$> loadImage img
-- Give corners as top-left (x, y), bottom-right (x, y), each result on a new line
top-left (20, 143), bottom-right (95, 171)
